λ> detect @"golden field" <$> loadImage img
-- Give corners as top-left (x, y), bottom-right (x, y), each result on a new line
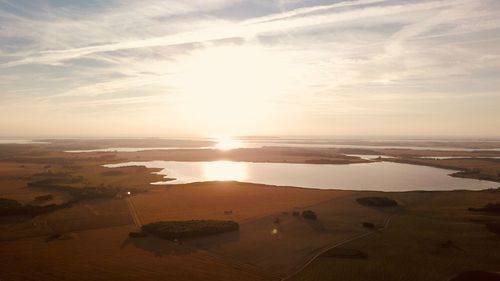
top-left (0, 141), bottom-right (499, 280)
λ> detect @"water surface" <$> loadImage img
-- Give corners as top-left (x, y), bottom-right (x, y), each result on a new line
top-left (67, 137), bottom-right (500, 153)
top-left (104, 161), bottom-right (499, 191)
top-left (66, 146), bottom-right (212, 153)
top-left (0, 139), bottom-right (47, 144)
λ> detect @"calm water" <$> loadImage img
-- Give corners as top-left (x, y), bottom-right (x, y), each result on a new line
top-left (66, 138), bottom-right (500, 153)
top-left (248, 142), bottom-right (500, 151)
top-left (419, 156), bottom-right (500, 160)
top-left (65, 146), bottom-right (212, 153)
top-left (104, 161), bottom-right (499, 191)
top-left (346, 155), bottom-right (500, 160)
top-left (68, 144), bottom-right (500, 153)
top-left (0, 139), bottom-right (47, 144)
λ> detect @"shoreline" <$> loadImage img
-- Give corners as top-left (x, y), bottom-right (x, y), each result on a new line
top-left (384, 158), bottom-right (500, 183)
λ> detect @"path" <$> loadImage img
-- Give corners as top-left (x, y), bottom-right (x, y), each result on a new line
top-left (125, 197), bottom-right (142, 228)
top-left (281, 214), bottom-right (394, 281)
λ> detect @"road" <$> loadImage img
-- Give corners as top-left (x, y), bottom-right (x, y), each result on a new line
top-left (125, 196), bottom-right (142, 228)
top-left (281, 214), bottom-right (394, 281)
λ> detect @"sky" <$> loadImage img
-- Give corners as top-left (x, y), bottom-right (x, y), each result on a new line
top-left (0, 0), bottom-right (499, 138)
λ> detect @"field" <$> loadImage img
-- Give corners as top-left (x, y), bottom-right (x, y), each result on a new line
top-left (0, 181), bottom-right (391, 280)
top-left (0, 140), bottom-right (499, 280)
top-left (128, 182), bottom-right (393, 277)
top-left (129, 182), bottom-right (350, 223)
top-left (0, 225), bottom-right (269, 281)
top-left (2, 181), bottom-right (499, 280)
top-left (290, 190), bottom-right (500, 281)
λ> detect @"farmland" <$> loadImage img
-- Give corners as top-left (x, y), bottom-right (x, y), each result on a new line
top-left (290, 189), bottom-right (500, 281)
top-left (0, 140), bottom-right (499, 280)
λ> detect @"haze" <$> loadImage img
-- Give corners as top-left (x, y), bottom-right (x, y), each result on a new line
top-left (1, 0), bottom-right (499, 137)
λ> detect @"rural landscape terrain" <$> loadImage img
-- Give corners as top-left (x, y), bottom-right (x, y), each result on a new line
top-left (1, 138), bottom-right (499, 281)
top-left (2, 0), bottom-right (500, 280)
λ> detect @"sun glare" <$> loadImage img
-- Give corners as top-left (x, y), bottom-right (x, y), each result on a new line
top-left (171, 44), bottom-right (297, 135)
top-left (202, 161), bottom-right (247, 181)
top-left (215, 136), bottom-right (243, 150)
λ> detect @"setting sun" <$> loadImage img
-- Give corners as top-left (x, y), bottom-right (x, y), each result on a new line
top-left (214, 137), bottom-right (243, 150)
top-left (170, 44), bottom-right (301, 135)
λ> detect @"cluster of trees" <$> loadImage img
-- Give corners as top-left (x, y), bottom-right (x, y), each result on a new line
top-left (450, 271), bottom-right (500, 281)
top-left (28, 171), bottom-right (84, 188)
top-left (67, 186), bottom-right (119, 199)
top-left (301, 210), bottom-right (318, 220)
top-left (468, 203), bottom-right (500, 214)
top-left (362, 222), bottom-right (376, 229)
top-left (452, 169), bottom-right (500, 182)
top-left (486, 223), bottom-right (500, 236)
top-left (141, 220), bottom-right (239, 240)
top-left (287, 210), bottom-right (318, 220)
top-left (28, 171), bottom-right (128, 200)
top-left (35, 194), bottom-right (53, 201)
top-left (356, 197), bottom-right (398, 207)
top-left (0, 197), bottom-right (73, 217)
top-left (0, 185), bottom-right (125, 217)
top-left (129, 231), bottom-right (148, 238)
top-left (0, 198), bottom-right (22, 209)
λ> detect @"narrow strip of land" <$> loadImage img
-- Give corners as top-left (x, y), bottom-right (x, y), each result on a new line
top-left (126, 197), bottom-right (142, 227)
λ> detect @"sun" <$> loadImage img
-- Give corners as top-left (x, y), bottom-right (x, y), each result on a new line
top-left (215, 136), bottom-right (243, 150)
top-left (170, 44), bottom-right (295, 135)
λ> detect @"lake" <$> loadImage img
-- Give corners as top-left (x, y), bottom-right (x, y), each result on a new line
top-left (0, 139), bottom-right (47, 144)
top-left (104, 161), bottom-right (499, 191)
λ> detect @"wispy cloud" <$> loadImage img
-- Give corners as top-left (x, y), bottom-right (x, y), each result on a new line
top-left (1, 0), bottom-right (474, 67)
top-left (1, 0), bottom-right (499, 136)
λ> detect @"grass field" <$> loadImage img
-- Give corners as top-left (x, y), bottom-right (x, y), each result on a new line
top-left (290, 190), bottom-right (500, 281)
top-left (3, 184), bottom-right (499, 280)
top-left (0, 225), bottom-right (270, 281)
top-left (130, 181), bottom-right (351, 223)
top-left (0, 141), bottom-right (499, 280)
top-left (129, 182), bottom-right (394, 277)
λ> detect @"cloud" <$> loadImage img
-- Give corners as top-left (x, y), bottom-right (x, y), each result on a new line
top-left (1, 0), bottom-right (500, 136)
top-left (1, 0), bottom-right (475, 67)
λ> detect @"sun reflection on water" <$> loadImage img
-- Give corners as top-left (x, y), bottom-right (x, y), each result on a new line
top-left (202, 161), bottom-right (247, 181)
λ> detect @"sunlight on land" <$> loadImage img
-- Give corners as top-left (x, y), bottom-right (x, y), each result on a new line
top-left (202, 161), bottom-right (247, 182)
top-left (215, 136), bottom-right (243, 150)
